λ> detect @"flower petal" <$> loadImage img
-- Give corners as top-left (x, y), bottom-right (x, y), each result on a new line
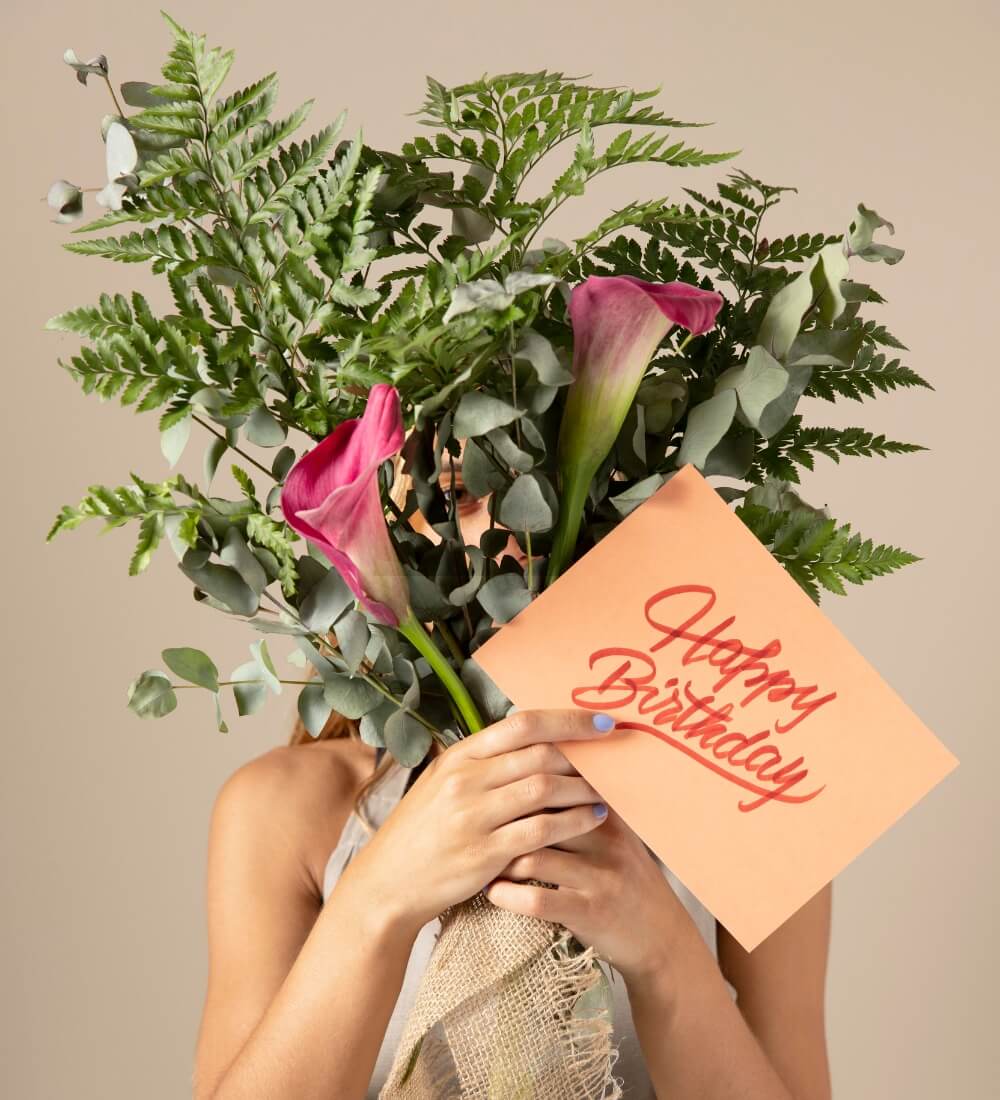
top-left (281, 384), bottom-right (408, 625)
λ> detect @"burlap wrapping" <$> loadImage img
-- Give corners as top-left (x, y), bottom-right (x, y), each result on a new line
top-left (379, 888), bottom-right (623, 1100)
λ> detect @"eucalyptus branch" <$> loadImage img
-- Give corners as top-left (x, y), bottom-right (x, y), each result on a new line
top-left (192, 415), bottom-right (275, 479)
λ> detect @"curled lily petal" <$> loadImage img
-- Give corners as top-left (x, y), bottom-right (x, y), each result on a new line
top-left (547, 275), bottom-right (724, 583)
top-left (281, 385), bottom-right (411, 626)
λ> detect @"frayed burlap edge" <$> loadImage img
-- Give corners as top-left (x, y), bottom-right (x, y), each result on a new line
top-left (379, 889), bottom-right (622, 1100)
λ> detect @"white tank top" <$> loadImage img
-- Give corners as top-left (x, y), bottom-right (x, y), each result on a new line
top-left (321, 752), bottom-right (732, 1098)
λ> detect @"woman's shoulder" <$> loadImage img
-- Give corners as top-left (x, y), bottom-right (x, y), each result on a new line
top-left (213, 735), bottom-right (379, 898)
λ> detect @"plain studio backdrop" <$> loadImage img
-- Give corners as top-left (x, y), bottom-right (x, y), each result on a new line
top-left (2, 1), bottom-right (996, 1096)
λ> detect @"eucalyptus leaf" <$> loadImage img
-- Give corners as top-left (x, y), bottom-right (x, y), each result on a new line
top-left (460, 658), bottom-right (511, 722)
top-left (846, 203), bottom-right (905, 264)
top-left (701, 430), bottom-right (754, 479)
top-left (676, 390), bottom-right (738, 470)
top-left (297, 682), bottom-right (333, 738)
top-left (478, 572), bottom-right (531, 623)
top-left (609, 474), bottom-right (667, 517)
top-left (250, 639), bottom-right (281, 694)
top-left (299, 567), bottom-right (354, 632)
top-left (514, 329), bottom-right (573, 386)
top-left (453, 392), bottom-right (523, 438)
top-left (755, 363), bottom-right (813, 438)
top-left (757, 241), bottom-right (848, 361)
top-left (335, 609), bottom-right (371, 674)
top-left (47, 179), bottom-right (84, 222)
top-left (714, 346), bottom-right (800, 438)
top-left (161, 646), bottom-right (219, 691)
top-left (480, 527), bottom-right (511, 558)
top-left (359, 699), bottom-right (397, 747)
top-left (498, 473), bottom-right (556, 533)
top-left (126, 670), bottom-right (177, 719)
top-left (452, 164), bottom-right (495, 243)
top-left (486, 427), bottom-right (533, 472)
top-left (247, 617), bottom-right (309, 635)
top-left (272, 445), bottom-right (296, 481)
top-left (214, 692), bottom-right (229, 733)
top-left (404, 566), bottom-right (453, 619)
top-left (448, 546), bottom-right (486, 606)
top-left (220, 527), bottom-right (268, 594)
top-left (461, 437), bottom-right (507, 498)
top-left (179, 555), bottom-right (259, 617)
top-left (63, 48), bottom-right (108, 84)
top-left (786, 327), bottom-right (864, 368)
top-left (503, 271), bottom-right (557, 295)
top-left (230, 659), bottom-right (269, 716)
top-left (809, 242), bottom-right (850, 325)
top-left (245, 405), bottom-right (287, 447)
top-left (160, 412), bottom-right (192, 468)
top-left (443, 279), bottom-right (511, 322)
top-left (204, 435), bottom-right (227, 485)
top-left (120, 81), bottom-right (161, 108)
top-left (322, 672), bottom-right (383, 719)
top-left (384, 709), bottom-right (433, 766)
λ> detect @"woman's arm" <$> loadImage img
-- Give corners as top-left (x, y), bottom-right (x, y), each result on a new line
top-left (192, 751), bottom-right (419, 1100)
top-left (628, 884), bottom-right (832, 1100)
top-left (193, 709), bottom-right (615, 1099)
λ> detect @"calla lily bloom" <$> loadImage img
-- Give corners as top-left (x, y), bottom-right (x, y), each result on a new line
top-left (281, 383), bottom-right (411, 626)
top-left (281, 384), bottom-right (485, 733)
top-left (547, 275), bottom-right (724, 583)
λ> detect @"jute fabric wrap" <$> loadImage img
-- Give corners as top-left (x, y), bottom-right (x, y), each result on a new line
top-left (379, 888), bottom-right (622, 1100)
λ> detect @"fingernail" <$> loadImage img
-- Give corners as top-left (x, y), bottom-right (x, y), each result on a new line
top-left (592, 713), bottom-right (615, 733)
top-left (593, 802), bottom-right (608, 819)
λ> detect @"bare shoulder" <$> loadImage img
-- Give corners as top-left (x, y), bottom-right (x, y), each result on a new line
top-left (211, 735), bottom-right (378, 900)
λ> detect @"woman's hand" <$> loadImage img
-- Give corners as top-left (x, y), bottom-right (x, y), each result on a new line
top-left (485, 803), bottom-right (696, 990)
top-left (339, 709), bottom-right (615, 939)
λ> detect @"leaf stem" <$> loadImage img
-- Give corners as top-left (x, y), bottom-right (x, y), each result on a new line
top-left (102, 74), bottom-right (126, 119)
top-left (192, 414), bottom-right (275, 479)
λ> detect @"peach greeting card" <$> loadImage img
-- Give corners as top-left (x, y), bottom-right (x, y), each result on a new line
top-left (473, 464), bottom-right (958, 950)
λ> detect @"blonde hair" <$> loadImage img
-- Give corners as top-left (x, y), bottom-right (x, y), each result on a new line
top-left (285, 451), bottom-right (413, 825)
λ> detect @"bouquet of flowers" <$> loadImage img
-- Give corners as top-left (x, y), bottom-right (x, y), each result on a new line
top-left (46, 15), bottom-right (926, 1098)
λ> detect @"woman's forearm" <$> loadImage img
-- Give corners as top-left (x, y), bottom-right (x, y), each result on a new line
top-left (208, 871), bottom-right (418, 1100)
top-left (626, 921), bottom-right (794, 1100)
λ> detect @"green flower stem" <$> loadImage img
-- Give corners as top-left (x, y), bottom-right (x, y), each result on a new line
top-left (398, 612), bottom-right (485, 734)
top-left (546, 462), bottom-right (593, 587)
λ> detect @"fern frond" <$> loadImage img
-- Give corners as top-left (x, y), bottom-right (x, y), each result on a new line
top-left (736, 498), bottom-right (920, 602)
top-left (46, 472), bottom-right (203, 575)
top-left (749, 414), bottom-right (926, 483)
top-left (806, 341), bottom-right (932, 403)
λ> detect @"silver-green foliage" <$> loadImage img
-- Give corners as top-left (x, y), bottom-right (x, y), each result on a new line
top-left (45, 14), bottom-right (928, 738)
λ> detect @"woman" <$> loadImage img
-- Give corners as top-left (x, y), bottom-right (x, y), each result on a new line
top-left (192, 467), bottom-right (833, 1100)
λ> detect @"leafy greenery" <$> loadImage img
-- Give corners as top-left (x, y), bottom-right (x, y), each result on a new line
top-left (46, 15), bottom-right (929, 740)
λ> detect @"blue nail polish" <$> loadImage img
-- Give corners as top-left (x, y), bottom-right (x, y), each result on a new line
top-left (593, 802), bottom-right (608, 818)
top-left (592, 713), bottom-right (615, 732)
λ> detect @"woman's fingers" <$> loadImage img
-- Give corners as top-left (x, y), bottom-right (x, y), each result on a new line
top-left (497, 845), bottom-right (586, 890)
top-left (478, 773), bottom-right (602, 830)
top-left (493, 800), bottom-right (609, 861)
top-left (460, 709), bottom-right (615, 761)
top-left (477, 740), bottom-right (580, 790)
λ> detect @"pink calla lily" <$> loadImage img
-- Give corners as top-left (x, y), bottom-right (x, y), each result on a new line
top-left (547, 275), bottom-right (724, 583)
top-left (281, 384), bottom-right (411, 626)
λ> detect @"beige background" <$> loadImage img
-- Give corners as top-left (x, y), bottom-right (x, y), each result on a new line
top-left (2, 1), bottom-right (996, 1096)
